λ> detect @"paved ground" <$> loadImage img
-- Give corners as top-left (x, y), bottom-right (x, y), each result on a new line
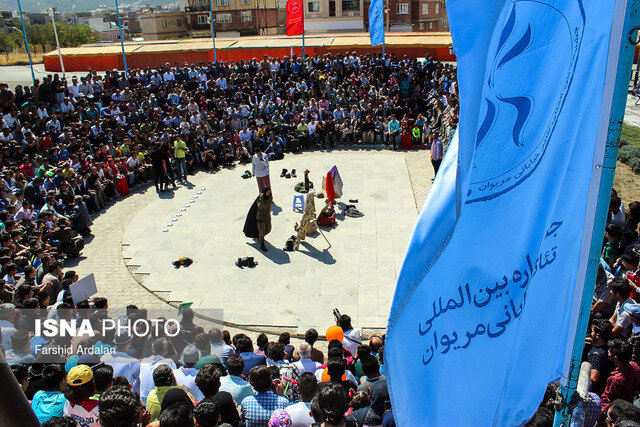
top-left (626, 94), bottom-right (640, 128)
top-left (1, 64), bottom-right (51, 88)
top-left (67, 148), bottom-right (433, 339)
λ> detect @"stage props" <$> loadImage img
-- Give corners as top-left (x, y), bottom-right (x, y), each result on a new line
top-left (294, 192), bottom-right (316, 250)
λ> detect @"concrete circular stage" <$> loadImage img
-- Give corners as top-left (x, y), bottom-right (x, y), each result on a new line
top-left (120, 150), bottom-right (424, 337)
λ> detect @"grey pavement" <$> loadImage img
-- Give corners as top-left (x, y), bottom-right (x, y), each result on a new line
top-left (0, 64), bottom-right (105, 88)
top-left (68, 148), bottom-right (434, 339)
top-left (1, 64), bottom-right (51, 88)
top-left (626, 94), bottom-right (640, 128)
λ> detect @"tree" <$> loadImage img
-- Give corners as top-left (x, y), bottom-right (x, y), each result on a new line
top-left (0, 32), bottom-right (12, 53)
top-left (22, 23), bottom-right (99, 51)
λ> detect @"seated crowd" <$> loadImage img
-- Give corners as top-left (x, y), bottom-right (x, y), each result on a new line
top-left (0, 52), bottom-right (457, 271)
top-left (0, 52), bottom-right (457, 195)
top-left (4, 292), bottom-right (389, 427)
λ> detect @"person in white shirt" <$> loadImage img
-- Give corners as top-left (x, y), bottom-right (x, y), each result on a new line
top-left (173, 345), bottom-right (203, 401)
top-left (59, 98), bottom-right (74, 113)
top-left (68, 78), bottom-right (81, 98)
top-left (252, 149), bottom-right (270, 193)
top-left (308, 120), bottom-right (318, 145)
top-left (79, 78), bottom-right (94, 96)
top-left (293, 342), bottom-right (322, 376)
top-left (216, 76), bottom-right (227, 90)
top-left (284, 372), bottom-right (317, 427)
top-left (338, 314), bottom-right (362, 356)
top-left (239, 126), bottom-right (253, 145)
top-left (2, 111), bottom-right (19, 129)
top-left (163, 70), bottom-right (176, 83)
top-left (209, 328), bottom-right (234, 364)
top-left (139, 338), bottom-right (177, 404)
top-left (46, 116), bottom-right (62, 133)
top-left (0, 128), bottom-right (12, 143)
top-left (37, 106), bottom-right (49, 119)
top-left (63, 365), bottom-right (100, 427)
top-left (101, 334), bottom-right (141, 394)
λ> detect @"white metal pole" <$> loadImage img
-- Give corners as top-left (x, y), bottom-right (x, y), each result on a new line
top-left (49, 8), bottom-right (65, 77)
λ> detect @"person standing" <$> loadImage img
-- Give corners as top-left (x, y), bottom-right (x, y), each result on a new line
top-left (430, 134), bottom-right (443, 178)
top-left (174, 136), bottom-right (189, 183)
top-left (243, 186), bottom-right (273, 252)
top-left (256, 187), bottom-right (272, 252)
top-left (162, 141), bottom-right (176, 189)
top-left (252, 149), bottom-right (270, 193)
top-left (150, 142), bottom-right (166, 193)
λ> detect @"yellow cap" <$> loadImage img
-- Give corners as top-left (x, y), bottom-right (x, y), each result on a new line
top-left (67, 365), bottom-right (93, 386)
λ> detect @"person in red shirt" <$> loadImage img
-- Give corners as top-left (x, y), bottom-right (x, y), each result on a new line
top-left (19, 159), bottom-right (34, 178)
top-left (601, 339), bottom-right (640, 413)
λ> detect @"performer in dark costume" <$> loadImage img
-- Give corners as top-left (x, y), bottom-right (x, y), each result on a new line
top-left (243, 186), bottom-right (272, 252)
top-left (150, 141), bottom-right (166, 193)
top-left (161, 141), bottom-right (176, 189)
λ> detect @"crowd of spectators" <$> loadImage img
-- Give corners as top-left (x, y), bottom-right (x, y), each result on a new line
top-left (5, 50), bottom-right (639, 427)
top-left (522, 190), bottom-right (640, 427)
top-left (4, 294), bottom-right (391, 427)
top-left (0, 52), bottom-right (459, 427)
top-left (0, 52), bottom-right (457, 260)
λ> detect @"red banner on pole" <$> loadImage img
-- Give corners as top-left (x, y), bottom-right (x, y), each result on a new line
top-left (286, 0), bottom-right (304, 36)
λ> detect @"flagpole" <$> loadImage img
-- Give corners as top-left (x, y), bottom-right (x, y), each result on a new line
top-left (16, 0), bottom-right (35, 86)
top-left (382, 0), bottom-right (386, 56)
top-left (302, 31), bottom-right (305, 60)
top-left (48, 7), bottom-right (65, 77)
top-left (209, 0), bottom-right (217, 63)
top-left (115, 0), bottom-right (128, 78)
top-left (553, 1), bottom-right (640, 425)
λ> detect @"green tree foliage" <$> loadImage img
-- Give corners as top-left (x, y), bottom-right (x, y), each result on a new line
top-left (0, 22), bottom-right (99, 52)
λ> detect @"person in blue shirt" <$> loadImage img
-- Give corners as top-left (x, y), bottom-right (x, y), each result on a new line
top-left (101, 333), bottom-right (141, 394)
top-left (387, 115), bottom-right (401, 149)
top-left (237, 336), bottom-right (266, 378)
top-left (32, 364), bottom-right (67, 423)
top-left (5, 329), bottom-right (36, 365)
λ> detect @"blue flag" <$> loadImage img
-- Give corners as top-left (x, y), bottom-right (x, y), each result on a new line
top-left (369, 0), bottom-right (384, 46)
top-left (386, 0), bottom-right (625, 425)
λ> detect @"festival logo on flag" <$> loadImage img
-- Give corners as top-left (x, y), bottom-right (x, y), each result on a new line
top-left (467, 2), bottom-right (585, 204)
top-left (286, 0), bottom-right (304, 36)
top-left (385, 0), bottom-right (627, 425)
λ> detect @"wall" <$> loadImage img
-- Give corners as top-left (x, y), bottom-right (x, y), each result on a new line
top-left (44, 43), bottom-right (454, 72)
top-left (140, 12), bottom-right (188, 41)
top-left (188, 8), bottom-right (279, 35)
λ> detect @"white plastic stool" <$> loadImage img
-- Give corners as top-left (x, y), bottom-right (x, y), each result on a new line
top-left (293, 193), bottom-right (305, 212)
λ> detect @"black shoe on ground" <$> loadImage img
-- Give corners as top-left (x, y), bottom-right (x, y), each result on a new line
top-left (260, 243), bottom-right (268, 252)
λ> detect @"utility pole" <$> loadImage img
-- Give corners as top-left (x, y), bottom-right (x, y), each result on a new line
top-left (209, 0), bottom-right (217, 62)
top-left (115, 0), bottom-right (128, 77)
top-left (48, 7), bottom-right (65, 77)
top-left (16, 0), bottom-right (35, 85)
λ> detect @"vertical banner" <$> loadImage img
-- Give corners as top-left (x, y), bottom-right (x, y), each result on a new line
top-left (369, 0), bottom-right (384, 46)
top-left (286, 0), bottom-right (304, 36)
top-left (385, 0), bottom-right (625, 425)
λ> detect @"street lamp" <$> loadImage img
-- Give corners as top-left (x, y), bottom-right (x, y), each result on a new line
top-left (46, 7), bottom-right (65, 77)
